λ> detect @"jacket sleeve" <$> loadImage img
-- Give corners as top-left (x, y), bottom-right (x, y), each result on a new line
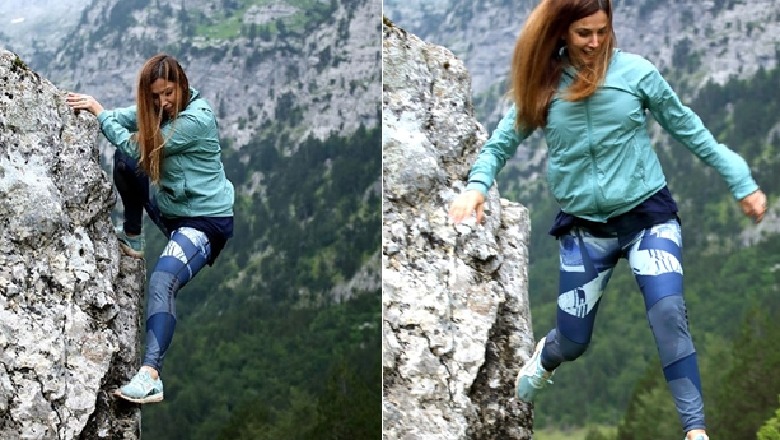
top-left (97, 107), bottom-right (140, 159)
top-left (466, 105), bottom-right (533, 195)
top-left (639, 67), bottom-right (758, 200)
top-left (97, 110), bottom-right (212, 158)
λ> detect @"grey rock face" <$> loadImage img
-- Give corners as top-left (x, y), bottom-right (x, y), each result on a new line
top-left (382, 23), bottom-right (535, 440)
top-left (0, 49), bottom-right (144, 440)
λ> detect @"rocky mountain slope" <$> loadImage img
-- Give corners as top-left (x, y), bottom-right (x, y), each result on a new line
top-left (385, 0), bottom-right (780, 125)
top-left (2, 0), bottom-right (380, 147)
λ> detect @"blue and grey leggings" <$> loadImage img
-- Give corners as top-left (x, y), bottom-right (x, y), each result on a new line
top-left (142, 227), bottom-right (211, 372)
top-left (539, 219), bottom-right (704, 432)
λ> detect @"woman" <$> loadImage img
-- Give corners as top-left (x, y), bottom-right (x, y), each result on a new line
top-left (66, 54), bottom-right (235, 404)
top-left (448, 1), bottom-right (766, 439)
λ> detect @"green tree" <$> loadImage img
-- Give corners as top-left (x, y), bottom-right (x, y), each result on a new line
top-left (709, 307), bottom-right (780, 439)
top-left (758, 401), bottom-right (780, 440)
top-left (616, 364), bottom-right (682, 439)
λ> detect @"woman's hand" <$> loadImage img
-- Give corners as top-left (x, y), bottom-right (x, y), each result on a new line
top-left (740, 189), bottom-right (767, 223)
top-left (65, 93), bottom-right (104, 116)
top-left (448, 190), bottom-right (487, 224)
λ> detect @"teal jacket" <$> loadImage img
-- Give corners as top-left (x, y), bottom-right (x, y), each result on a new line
top-left (97, 88), bottom-right (234, 219)
top-left (467, 49), bottom-right (758, 222)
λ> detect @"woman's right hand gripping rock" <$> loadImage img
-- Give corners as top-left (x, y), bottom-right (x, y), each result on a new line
top-left (448, 190), bottom-right (486, 225)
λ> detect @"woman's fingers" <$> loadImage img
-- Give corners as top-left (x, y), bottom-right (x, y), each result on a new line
top-left (65, 93), bottom-right (102, 116)
top-left (448, 190), bottom-right (486, 224)
top-left (65, 93), bottom-right (92, 108)
top-left (68, 96), bottom-right (85, 105)
top-left (740, 189), bottom-right (767, 223)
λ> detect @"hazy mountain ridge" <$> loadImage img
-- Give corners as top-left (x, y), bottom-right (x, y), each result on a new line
top-left (2, 0), bottom-right (380, 147)
top-left (0, 0), bottom-right (89, 66)
top-left (384, 0), bottom-right (780, 126)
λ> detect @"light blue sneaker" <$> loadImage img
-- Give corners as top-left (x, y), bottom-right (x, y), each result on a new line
top-left (685, 434), bottom-right (709, 440)
top-left (116, 227), bottom-right (144, 258)
top-left (515, 337), bottom-right (554, 402)
top-left (117, 368), bottom-right (163, 404)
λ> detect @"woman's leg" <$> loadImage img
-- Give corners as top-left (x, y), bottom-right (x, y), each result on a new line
top-left (117, 227), bottom-right (211, 403)
top-left (627, 219), bottom-right (705, 434)
top-left (142, 227), bottom-right (212, 373)
top-left (540, 230), bottom-right (621, 369)
top-left (113, 149), bottom-right (147, 235)
top-left (113, 149), bottom-right (166, 235)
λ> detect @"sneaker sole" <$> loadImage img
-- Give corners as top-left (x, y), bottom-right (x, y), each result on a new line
top-left (118, 242), bottom-right (145, 259)
top-left (114, 389), bottom-right (163, 404)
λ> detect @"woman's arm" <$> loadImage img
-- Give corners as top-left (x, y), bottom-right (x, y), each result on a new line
top-left (450, 105), bottom-right (532, 224)
top-left (466, 105), bottom-right (532, 196)
top-left (639, 67), bottom-right (758, 200)
top-left (97, 111), bottom-right (140, 158)
top-left (639, 67), bottom-right (766, 222)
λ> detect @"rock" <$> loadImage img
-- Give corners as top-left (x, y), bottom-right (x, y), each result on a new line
top-left (0, 48), bottom-right (144, 440)
top-left (382, 22), bottom-right (535, 440)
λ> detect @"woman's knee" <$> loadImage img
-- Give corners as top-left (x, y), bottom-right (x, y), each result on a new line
top-left (648, 295), bottom-right (688, 330)
top-left (147, 271), bottom-right (180, 316)
top-left (547, 329), bottom-right (591, 362)
top-left (648, 295), bottom-right (695, 365)
top-left (559, 338), bottom-right (589, 361)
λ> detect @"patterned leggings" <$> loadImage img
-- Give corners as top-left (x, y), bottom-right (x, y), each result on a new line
top-left (539, 219), bottom-right (705, 432)
top-left (142, 227), bottom-right (211, 373)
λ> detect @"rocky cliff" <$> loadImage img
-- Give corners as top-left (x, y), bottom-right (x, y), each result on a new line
top-left (382, 22), bottom-right (534, 440)
top-left (0, 49), bottom-right (145, 440)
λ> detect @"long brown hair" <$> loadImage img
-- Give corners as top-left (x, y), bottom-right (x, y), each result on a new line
top-left (510, 0), bottom-right (615, 130)
top-left (135, 54), bottom-right (191, 183)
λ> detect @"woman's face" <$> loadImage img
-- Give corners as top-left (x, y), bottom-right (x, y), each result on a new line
top-left (150, 78), bottom-right (181, 116)
top-left (564, 10), bottom-right (609, 67)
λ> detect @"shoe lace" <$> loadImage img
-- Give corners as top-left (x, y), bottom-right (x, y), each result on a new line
top-left (131, 371), bottom-right (155, 390)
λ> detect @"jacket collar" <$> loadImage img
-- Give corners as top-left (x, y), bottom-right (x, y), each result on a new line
top-left (187, 87), bottom-right (201, 104)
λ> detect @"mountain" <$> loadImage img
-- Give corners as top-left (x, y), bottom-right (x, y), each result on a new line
top-left (383, 21), bottom-right (534, 439)
top-left (384, 0), bottom-right (780, 128)
top-left (0, 1), bottom-right (381, 438)
top-left (0, 0), bottom-right (380, 146)
top-left (384, 1), bottom-right (780, 435)
top-left (0, 0), bottom-right (90, 68)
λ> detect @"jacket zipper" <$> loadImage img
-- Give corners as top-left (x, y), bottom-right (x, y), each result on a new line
top-left (584, 97), bottom-right (603, 214)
